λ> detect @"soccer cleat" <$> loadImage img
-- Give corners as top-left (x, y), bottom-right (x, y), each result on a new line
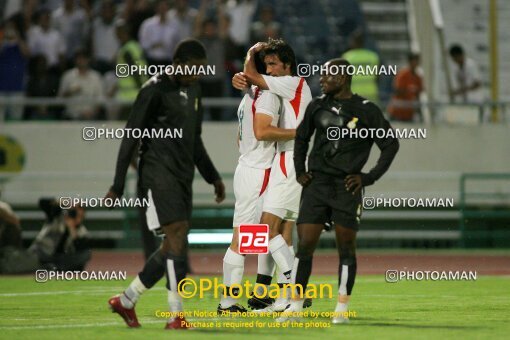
top-left (247, 295), bottom-right (275, 310)
top-left (332, 315), bottom-right (350, 324)
top-left (252, 300), bottom-right (290, 313)
top-left (108, 295), bottom-right (141, 328)
top-left (217, 303), bottom-right (248, 316)
top-left (303, 298), bottom-right (313, 308)
top-left (165, 316), bottom-right (191, 330)
top-left (275, 304), bottom-right (303, 323)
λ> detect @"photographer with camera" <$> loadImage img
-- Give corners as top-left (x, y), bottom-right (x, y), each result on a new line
top-left (28, 198), bottom-right (91, 271)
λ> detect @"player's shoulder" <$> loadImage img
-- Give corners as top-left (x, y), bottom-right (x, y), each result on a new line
top-left (138, 75), bottom-right (171, 100)
top-left (306, 95), bottom-right (327, 111)
top-left (267, 75), bottom-right (303, 85)
top-left (351, 94), bottom-right (380, 111)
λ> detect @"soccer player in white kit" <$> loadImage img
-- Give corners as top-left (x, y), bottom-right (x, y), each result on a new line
top-left (217, 54), bottom-right (297, 313)
top-left (233, 39), bottom-right (313, 312)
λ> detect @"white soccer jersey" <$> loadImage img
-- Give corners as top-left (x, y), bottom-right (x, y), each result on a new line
top-left (261, 75), bottom-right (313, 152)
top-left (237, 86), bottom-right (281, 169)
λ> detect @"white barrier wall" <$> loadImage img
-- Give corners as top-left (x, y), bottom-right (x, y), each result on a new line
top-left (1, 122), bottom-right (509, 205)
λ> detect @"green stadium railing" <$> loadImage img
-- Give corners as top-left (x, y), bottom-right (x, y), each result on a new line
top-left (459, 173), bottom-right (510, 247)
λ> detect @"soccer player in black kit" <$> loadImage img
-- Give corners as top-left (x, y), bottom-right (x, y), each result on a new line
top-left (279, 58), bottom-right (399, 324)
top-left (106, 39), bottom-right (225, 330)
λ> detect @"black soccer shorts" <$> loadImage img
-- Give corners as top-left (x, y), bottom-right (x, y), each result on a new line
top-left (138, 175), bottom-right (192, 234)
top-left (297, 174), bottom-right (362, 230)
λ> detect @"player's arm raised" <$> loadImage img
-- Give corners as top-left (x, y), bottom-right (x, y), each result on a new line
top-left (107, 87), bottom-right (156, 200)
top-left (243, 42), bottom-right (269, 90)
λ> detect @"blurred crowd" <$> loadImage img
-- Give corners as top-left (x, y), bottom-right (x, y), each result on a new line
top-left (0, 0), bottom-right (281, 121)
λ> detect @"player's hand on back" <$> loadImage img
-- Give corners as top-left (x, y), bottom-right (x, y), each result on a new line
top-left (297, 172), bottom-right (313, 187)
top-left (213, 179), bottom-right (226, 203)
top-left (232, 72), bottom-right (249, 90)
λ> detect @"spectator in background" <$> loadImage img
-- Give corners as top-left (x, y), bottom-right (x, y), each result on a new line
top-left (121, 0), bottom-right (154, 41)
top-left (27, 9), bottom-right (66, 75)
top-left (168, 0), bottom-right (198, 42)
top-left (58, 49), bottom-right (104, 120)
top-left (52, 0), bottom-right (90, 65)
top-left (9, 0), bottom-right (39, 41)
top-left (449, 44), bottom-right (483, 103)
top-left (115, 20), bottom-right (148, 119)
top-left (0, 19), bottom-right (29, 121)
top-left (223, 14), bottom-right (245, 90)
top-left (24, 55), bottom-right (61, 120)
top-left (91, 0), bottom-right (119, 74)
top-left (194, 0), bottom-right (228, 120)
top-left (226, 0), bottom-right (256, 50)
top-left (342, 30), bottom-right (380, 104)
top-left (139, 0), bottom-right (179, 66)
top-left (388, 53), bottom-right (423, 122)
top-left (250, 4), bottom-right (280, 43)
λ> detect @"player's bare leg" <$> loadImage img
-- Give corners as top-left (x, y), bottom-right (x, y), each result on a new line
top-left (332, 224), bottom-right (357, 324)
top-left (160, 220), bottom-right (191, 330)
top-left (277, 223), bottom-right (323, 322)
top-left (218, 227), bottom-right (248, 313)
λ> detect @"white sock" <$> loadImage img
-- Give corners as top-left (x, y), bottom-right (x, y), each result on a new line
top-left (335, 302), bottom-right (348, 312)
top-left (289, 298), bottom-right (304, 310)
top-left (168, 290), bottom-right (184, 314)
top-left (274, 245), bottom-right (295, 305)
top-left (220, 248), bottom-right (245, 308)
top-left (257, 253), bottom-right (276, 277)
top-left (269, 235), bottom-right (293, 283)
top-left (256, 253), bottom-right (275, 297)
top-left (120, 275), bottom-right (147, 309)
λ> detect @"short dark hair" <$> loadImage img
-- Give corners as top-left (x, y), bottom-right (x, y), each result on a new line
top-left (74, 48), bottom-right (90, 59)
top-left (254, 51), bottom-right (266, 74)
top-left (260, 38), bottom-right (297, 75)
top-left (327, 58), bottom-right (352, 86)
top-left (449, 44), bottom-right (464, 57)
top-left (173, 39), bottom-right (207, 63)
top-left (408, 52), bottom-right (420, 61)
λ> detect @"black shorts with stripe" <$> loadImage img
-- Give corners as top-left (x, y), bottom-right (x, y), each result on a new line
top-left (138, 175), bottom-right (192, 232)
top-left (296, 173), bottom-right (362, 230)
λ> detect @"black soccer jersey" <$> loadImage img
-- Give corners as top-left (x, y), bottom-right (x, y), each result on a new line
top-left (294, 94), bottom-right (399, 185)
top-left (111, 74), bottom-right (221, 196)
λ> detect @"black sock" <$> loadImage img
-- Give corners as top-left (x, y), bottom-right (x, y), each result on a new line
top-left (338, 257), bottom-right (357, 295)
top-left (165, 253), bottom-right (187, 291)
top-left (256, 274), bottom-right (273, 285)
top-left (138, 249), bottom-right (166, 289)
top-left (294, 255), bottom-right (313, 298)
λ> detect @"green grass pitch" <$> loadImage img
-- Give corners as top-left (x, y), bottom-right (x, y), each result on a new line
top-left (0, 275), bottom-right (509, 339)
